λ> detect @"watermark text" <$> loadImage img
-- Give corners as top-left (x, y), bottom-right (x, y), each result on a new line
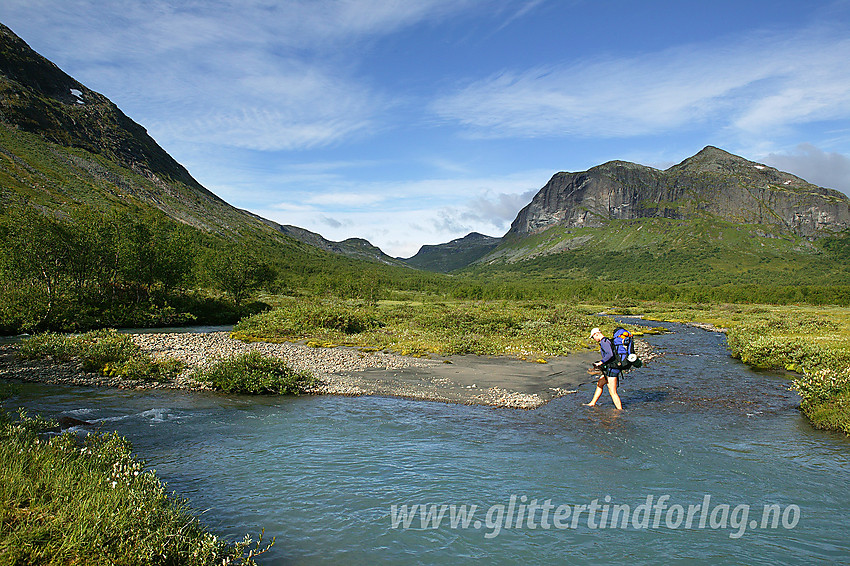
top-left (390, 495), bottom-right (800, 539)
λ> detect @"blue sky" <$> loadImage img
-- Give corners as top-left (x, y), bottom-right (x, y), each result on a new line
top-left (2, 0), bottom-right (850, 257)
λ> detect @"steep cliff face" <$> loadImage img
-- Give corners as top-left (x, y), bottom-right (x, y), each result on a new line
top-left (507, 146), bottom-right (850, 240)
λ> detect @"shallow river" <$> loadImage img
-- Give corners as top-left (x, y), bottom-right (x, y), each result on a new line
top-left (6, 320), bottom-right (850, 565)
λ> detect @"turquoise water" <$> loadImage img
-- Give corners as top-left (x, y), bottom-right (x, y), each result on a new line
top-left (6, 321), bottom-right (850, 565)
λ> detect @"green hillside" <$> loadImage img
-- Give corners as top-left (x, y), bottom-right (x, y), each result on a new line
top-left (0, 120), bottom-right (451, 333)
top-left (465, 217), bottom-right (850, 303)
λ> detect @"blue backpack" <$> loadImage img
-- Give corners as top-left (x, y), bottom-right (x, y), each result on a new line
top-left (607, 328), bottom-right (641, 371)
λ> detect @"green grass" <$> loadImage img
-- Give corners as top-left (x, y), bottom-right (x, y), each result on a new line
top-left (193, 351), bottom-right (315, 394)
top-left (0, 408), bottom-right (272, 565)
top-left (18, 329), bottom-right (184, 382)
top-left (232, 297), bottom-right (655, 360)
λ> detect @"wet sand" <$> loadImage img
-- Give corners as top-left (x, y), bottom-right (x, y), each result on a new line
top-left (336, 352), bottom-right (599, 408)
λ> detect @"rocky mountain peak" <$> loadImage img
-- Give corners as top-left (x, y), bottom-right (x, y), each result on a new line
top-left (0, 23), bottom-right (88, 105)
top-left (669, 145), bottom-right (749, 173)
top-left (506, 147), bottom-right (850, 240)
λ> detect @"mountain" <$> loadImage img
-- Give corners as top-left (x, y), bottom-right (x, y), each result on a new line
top-left (507, 146), bottom-right (849, 241)
top-left (242, 212), bottom-right (407, 267)
top-left (404, 232), bottom-right (501, 272)
top-left (475, 146), bottom-right (850, 272)
top-left (0, 22), bottom-right (402, 267)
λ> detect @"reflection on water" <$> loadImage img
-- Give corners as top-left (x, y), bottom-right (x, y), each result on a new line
top-left (4, 321), bottom-right (850, 565)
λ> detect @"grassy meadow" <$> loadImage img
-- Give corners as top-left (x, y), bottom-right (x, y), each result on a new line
top-left (231, 297), bottom-right (657, 361)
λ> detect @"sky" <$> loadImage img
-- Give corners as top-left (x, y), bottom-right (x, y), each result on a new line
top-left (2, 0), bottom-right (850, 257)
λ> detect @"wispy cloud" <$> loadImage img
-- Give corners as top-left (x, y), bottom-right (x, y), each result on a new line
top-left (306, 192), bottom-right (388, 207)
top-left (432, 27), bottom-right (850, 140)
top-left (0, 0), bottom-right (502, 151)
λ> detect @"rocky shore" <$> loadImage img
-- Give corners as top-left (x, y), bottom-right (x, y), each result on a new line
top-left (0, 332), bottom-right (656, 409)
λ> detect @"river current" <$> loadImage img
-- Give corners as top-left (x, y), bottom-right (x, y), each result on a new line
top-left (5, 320), bottom-right (850, 565)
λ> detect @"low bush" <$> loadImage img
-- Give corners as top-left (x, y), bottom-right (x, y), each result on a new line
top-left (194, 351), bottom-right (315, 394)
top-left (232, 298), bottom-right (380, 342)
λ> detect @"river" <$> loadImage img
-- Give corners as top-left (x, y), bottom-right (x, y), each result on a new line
top-left (4, 320), bottom-right (849, 564)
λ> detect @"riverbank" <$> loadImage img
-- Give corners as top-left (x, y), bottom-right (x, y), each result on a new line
top-left (0, 332), bottom-right (657, 409)
top-left (0, 404), bottom-right (269, 564)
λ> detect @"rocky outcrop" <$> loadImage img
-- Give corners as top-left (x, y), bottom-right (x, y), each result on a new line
top-left (507, 146), bottom-right (850, 240)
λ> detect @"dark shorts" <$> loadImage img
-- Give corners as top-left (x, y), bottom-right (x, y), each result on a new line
top-left (597, 373), bottom-right (619, 388)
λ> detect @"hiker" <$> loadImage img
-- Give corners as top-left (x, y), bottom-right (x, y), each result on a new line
top-left (583, 327), bottom-right (623, 410)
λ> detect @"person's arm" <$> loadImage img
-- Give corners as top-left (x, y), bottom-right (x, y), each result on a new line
top-left (599, 338), bottom-right (615, 365)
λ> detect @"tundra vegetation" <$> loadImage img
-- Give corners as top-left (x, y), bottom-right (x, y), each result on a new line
top-left (231, 297), bottom-right (654, 359)
top-left (17, 329), bottom-right (184, 382)
top-left (0, 394), bottom-right (273, 565)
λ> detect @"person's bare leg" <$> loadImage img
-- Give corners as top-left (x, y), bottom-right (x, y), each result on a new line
top-left (607, 376), bottom-right (623, 410)
top-left (584, 385), bottom-right (603, 406)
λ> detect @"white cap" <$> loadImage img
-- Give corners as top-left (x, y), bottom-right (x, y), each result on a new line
top-left (590, 327), bottom-right (601, 338)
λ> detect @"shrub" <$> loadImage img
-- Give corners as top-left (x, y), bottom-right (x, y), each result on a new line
top-left (194, 351), bottom-right (315, 394)
top-left (17, 330), bottom-right (184, 381)
top-left (233, 299), bottom-right (381, 341)
top-left (793, 368), bottom-right (850, 404)
top-left (102, 356), bottom-right (185, 382)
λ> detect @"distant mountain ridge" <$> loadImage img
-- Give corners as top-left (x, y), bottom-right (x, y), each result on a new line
top-left (242, 211), bottom-right (407, 267)
top-left (413, 146), bottom-right (850, 273)
top-left (404, 232), bottom-right (501, 273)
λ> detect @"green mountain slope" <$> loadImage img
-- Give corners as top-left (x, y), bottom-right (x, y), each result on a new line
top-left (462, 146), bottom-right (850, 286)
top-left (0, 22), bottom-right (451, 332)
top-left (467, 217), bottom-right (850, 287)
top-left (0, 22), bottom-right (411, 267)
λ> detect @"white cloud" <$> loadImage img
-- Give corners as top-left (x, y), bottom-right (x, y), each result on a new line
top-left (461, 189), bottom-right (537, 224)
top-left (306, 192), bottom-right (388, 207)
top-left (433, 28), bottom-right (850, 140)
top-left (249, 169), bottom-right (548, 256)
top-left (762, 143), bottom-right (850, 196)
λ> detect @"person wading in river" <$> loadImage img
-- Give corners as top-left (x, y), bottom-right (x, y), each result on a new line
top-left (583, 327), bottom-right (623, 410)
